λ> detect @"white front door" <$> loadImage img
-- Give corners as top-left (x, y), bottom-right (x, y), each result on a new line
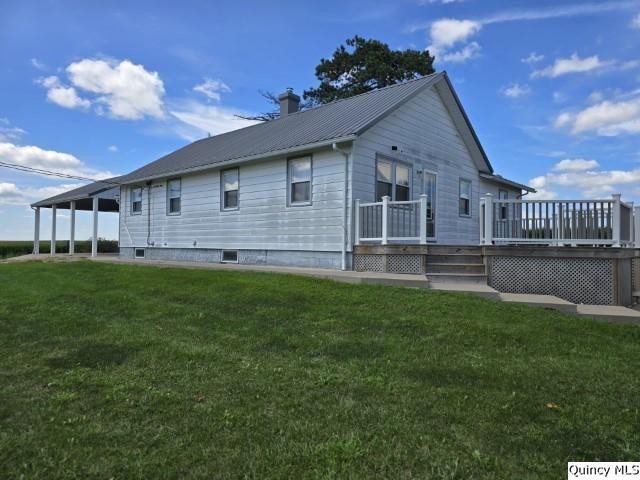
top-left (423, 172), bottom-right (437, 241)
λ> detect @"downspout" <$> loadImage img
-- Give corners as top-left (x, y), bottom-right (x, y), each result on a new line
top-left (332, 142), bottom-right (351, 271)
top-left (146, 180), bottom-right (153, 246)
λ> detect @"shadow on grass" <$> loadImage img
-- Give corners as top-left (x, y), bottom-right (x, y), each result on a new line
top-left (47, 343), bottom-right (141, 369)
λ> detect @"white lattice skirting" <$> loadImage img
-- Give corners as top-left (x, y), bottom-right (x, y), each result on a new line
top-left (489, 256), bottom-right (614, 305)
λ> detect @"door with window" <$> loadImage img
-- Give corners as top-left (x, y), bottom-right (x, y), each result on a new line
top-left (423, 172), bottom-right (436, 240)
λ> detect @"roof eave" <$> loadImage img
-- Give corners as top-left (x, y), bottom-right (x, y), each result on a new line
top-left (480, 173), bottom-right (536, 193)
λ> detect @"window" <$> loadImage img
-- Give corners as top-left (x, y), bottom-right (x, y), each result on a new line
top-left (376, 158), bottom-right (412, 202)
top-left (134, 248), bottom-right (145, 259)
top-left (131, 187), bottom-right (142, 215)
top-left (167, 179), bottom-right (181, 215)
top-left (459, 179), bottom-right (471, 217)
top-left (221, 250), bottom-right (238, 263)
top-left (222, 169), bottom-right (239, 210)
top-left (288, 157), bottom-right (311, 204)
top-left (499, 189), bottom-right (508, 220)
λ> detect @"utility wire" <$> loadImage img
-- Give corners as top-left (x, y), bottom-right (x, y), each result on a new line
top-left (0, 161), bottom-right (121, 185)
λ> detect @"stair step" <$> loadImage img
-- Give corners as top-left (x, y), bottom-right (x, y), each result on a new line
top-left (426, 263), bottom-right (486, 274)
top-left (426, 254), bottom-right (483, 265)
top-left (426, 273), bottom-right (487, 284)
top-left (428, 246), bottom-right (482, 255)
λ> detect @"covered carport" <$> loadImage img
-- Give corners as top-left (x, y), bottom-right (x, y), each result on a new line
top-left (30, 179), bottom-right (121, 257)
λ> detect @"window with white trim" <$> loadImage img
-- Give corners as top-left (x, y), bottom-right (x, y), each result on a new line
top-left (459, 179), bottom-right (471, 217)
top-left (222, 169), bottom-right (239, 210)
top-left (167, 178), bottom-right (181, 215)
top-left (288, 157), bottom-right (311, 204)
top-left (375, 158), bottom-right (411, 201)
top-left (131, 187), bottom-right (142, 215)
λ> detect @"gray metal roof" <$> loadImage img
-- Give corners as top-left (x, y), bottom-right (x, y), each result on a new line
top-left (116, 72), bottom-right (445, 184)
top-left (31, 178), bottom-right (121, 208)
top-left (480, 173), bottom-right (536, 193)
top-left (34, 71), bottom-right (509, 206)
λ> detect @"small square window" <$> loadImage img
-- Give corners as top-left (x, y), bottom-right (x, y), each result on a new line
top-left (221, 250), bottom-right (238, 263)
top-left (134, 248), bottom-right (145, 259)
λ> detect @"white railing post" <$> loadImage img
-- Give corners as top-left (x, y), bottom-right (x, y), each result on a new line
top-left (481, 193), bottom-right (493, 245)
top-left (33, 207), bottom-right (40, 255)
top-left (419, 194), bottom-right (427, 245)
top-left (634, 206), bottom-right (640, 248)
top-left (381, 195), bottom-right (389, 245)
top-left (92, 196), bottom-right (99, 257)
top-left (354, 199), bottom-right (361, 246)
top-left (69, 200), bottom-right (76, 255)
top-left (612, 193), bottom-right (621, 247)
top-left (51, 204), bottom-right (57, 256)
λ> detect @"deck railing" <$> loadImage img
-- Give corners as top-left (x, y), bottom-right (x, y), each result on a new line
top-left (355, 195), bottom-right (428, 244)
top-left (480, 193), bottom-right (639, 247)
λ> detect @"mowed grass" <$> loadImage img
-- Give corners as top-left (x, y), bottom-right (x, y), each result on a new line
top-left (0, 261), bottom-right (639, 479)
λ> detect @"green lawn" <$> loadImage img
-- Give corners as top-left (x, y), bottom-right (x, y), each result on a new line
top-left (0, 261), bottom-right (638, 479)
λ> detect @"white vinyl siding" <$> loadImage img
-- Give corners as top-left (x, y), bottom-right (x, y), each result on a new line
top-left (351, 84), bottom-right (486, 244)
top-left (119, 149), bottom-right (346, 251)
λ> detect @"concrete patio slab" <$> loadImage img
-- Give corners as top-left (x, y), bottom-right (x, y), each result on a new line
top-left (498, 293), bottom-right (578, 314)
top-left (576, 305), bottom-right (640, 325)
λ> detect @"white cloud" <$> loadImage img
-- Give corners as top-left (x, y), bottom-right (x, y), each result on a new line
top-left (632, 13), bottom-right (640, 28)
top-left (0, 181), bottom-right (86, 206)
top-left (65, 59), bottom-right (165, 120)
top-left (588, 91), bottom-right (604, 103)
top-left (168, 101), bottom-right (259, 139)
top-left (532, 53), bottom-right (610, 78)
top-left (0, 118), bottom-right (26, 142)
top-left (553, 91), bottom-right (568, 104)
top-left (552, 158), bottom-right (600, 171)
top-left (38, 76), bottom-right (91, 110)
top-left (30, 58), bottom-right (47, 71)
top-left (530, 167), bottom-right (640, 198)
top-left (482, 1), bottom-right (639, 24)
top-left (521, 52), bottom-right (544, 64)
top-left (555, 97), bottom-right (640, 135)
top-left (193, 78), bottom-right (231, 102)
top-left (501, 83), bottom-right (532, 98)
top-left (427, 18), bottom-right (482, 56)
top-left (0, 142), bottom-right (115, 180)
top-left (108, 145), bottom-right (118, 152)
top-left (440, 42), bottom-right (481, 62)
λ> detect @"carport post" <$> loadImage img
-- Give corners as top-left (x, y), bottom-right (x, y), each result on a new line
top-left (33, 207), bottom-right (40, 254)
top-left (51, 204), bottom-right (57, 255)
top-left (91, 196), bottom-right (99, 257)
top-left (69, 200), bottom-right (76, 255)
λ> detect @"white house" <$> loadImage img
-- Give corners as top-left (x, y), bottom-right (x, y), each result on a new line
top-left (32, 72), bottom-right (531, 269)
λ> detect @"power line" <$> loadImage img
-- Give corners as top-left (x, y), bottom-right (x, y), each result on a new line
top-left (0, 161), bottom-right (121, 185)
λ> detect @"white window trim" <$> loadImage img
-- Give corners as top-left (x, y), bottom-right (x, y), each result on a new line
top-left (130, 186), bottom-right (142, 215)
top-left (459, 178), bottom-right (472, 218)
top-left (287, 156), bottom-right (312, 207)
top-left (221, 250), bottom-right (239, 263)
top-left (221, 168), bottom-right (240, 211)
top-left (375, 155), bottom-right (412, 202)
top-left (166, 178), bottom-right (181, 216)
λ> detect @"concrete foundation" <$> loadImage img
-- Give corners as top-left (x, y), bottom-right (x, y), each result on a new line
top-left (119, 247), bottom-right (348, 270)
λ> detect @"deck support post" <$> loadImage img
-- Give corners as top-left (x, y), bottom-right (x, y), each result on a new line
top-left (381, 196), bottom-right (389, 245)
top-left (481, 193), bottom-right (493, 245)
top-left (51, 204), bottom-right (57, 255)
top-left (354, 199), bottom-right (360, 246)
top-left (92, 196), bottom-right (99, 257)
top-left (33, 207), bottom-right (40, 255)
top-left (419, 194), bottom-right (427, 245)
top-left (69, 200), bottom-right (76, 255)
top-left (612, 193), bottom-right (621, 247)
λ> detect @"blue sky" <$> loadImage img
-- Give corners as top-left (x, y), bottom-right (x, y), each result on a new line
top-left (1, 0), bottom-right (640, 240)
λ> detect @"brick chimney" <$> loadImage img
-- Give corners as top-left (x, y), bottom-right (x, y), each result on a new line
top-left (278, 88), bottom-right (300, 116)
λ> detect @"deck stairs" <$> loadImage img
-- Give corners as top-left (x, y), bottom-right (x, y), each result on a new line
top-left (426, 246), bottom-right (487, 284)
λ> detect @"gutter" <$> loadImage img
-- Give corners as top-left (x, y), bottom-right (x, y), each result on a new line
top-left (332, 142), bottom-right (352, 271)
